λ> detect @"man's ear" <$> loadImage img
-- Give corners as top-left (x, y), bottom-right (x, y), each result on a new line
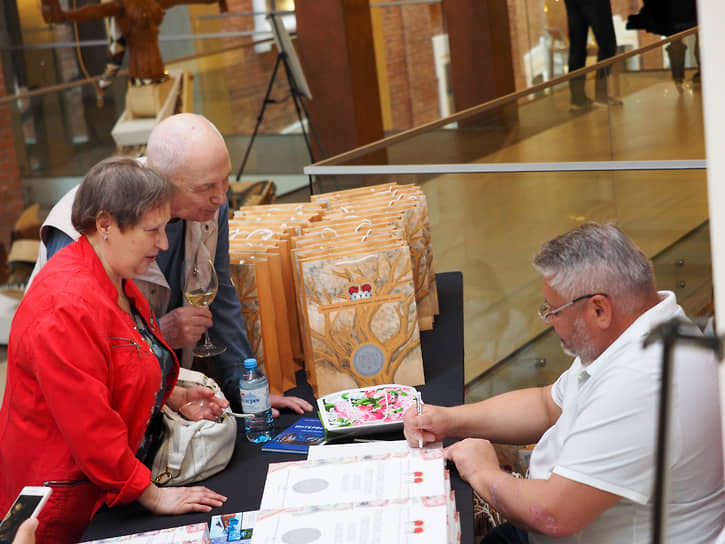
top-left (590, 294), bottom-right (612, 329)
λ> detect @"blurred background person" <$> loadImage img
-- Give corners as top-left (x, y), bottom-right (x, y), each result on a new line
top-left (627, 0), bottom-right (699, 88)
top-left (564, 0), bottom-right (622, 110)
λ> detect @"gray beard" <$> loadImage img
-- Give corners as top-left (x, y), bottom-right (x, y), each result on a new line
top-left (560, 317), bottom-right (598, 364)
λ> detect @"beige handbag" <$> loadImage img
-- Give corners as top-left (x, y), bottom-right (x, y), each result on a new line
top-left (151, 368), bottom-right (237, 486)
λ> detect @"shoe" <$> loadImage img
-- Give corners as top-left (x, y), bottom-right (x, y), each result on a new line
top-left (569, 98), bottom-right (599, 112)
top-left (594, 96), bottom-right (623, 107)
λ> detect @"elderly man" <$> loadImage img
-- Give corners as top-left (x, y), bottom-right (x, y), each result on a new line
top-left (30, 113), bottom-right (311, 417)
top-left (405, 223), bottom-right (724, 543)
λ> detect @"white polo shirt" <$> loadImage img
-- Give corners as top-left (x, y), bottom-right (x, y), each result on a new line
top-left (528, 291), bottom-right (725, 544)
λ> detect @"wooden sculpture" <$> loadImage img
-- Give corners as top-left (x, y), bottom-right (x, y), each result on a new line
top-left (41, 0), bottom-right (228, 83)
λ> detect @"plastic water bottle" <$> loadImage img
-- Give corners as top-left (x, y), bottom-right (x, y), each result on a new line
top-left (239, 358), bottom-right (274, 443)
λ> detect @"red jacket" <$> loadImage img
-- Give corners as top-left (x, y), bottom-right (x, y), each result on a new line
top-left (0, 237), bottom-right (179, 543)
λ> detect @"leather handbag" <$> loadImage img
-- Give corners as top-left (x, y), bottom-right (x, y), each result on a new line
top-left (151, 368), bottom-right (237, 486)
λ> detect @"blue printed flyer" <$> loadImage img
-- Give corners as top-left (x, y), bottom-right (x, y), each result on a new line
top-left (261, 416), bottom-right (326, 454)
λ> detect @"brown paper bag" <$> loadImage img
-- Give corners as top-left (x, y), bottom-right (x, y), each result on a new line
top-left (297, 244), bottom-right (424, 397)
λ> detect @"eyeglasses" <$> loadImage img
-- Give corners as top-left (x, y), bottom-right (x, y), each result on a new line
top-left (538, 293), bottom-right (607, 321)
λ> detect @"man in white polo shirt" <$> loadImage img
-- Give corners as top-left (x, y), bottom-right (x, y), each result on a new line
top-left (404, 222), bottom-right (725, 543)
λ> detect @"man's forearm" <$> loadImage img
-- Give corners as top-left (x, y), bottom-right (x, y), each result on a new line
top-left (469, 469), bottom-right (562, 537)
top-left (467, 469), bottom-right (620, 539)
top-left (454, 386), bottom-right (558, 444)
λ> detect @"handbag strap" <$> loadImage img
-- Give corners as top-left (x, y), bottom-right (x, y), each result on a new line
top-left (165, 409), bottom-right (197, 475)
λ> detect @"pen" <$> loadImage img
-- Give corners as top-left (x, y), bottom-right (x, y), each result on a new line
top-left (416, 391), bottom-right (423, 448)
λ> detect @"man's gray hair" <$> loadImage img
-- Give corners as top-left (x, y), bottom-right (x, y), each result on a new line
top-left (533, 222), bottom-right (655, 314)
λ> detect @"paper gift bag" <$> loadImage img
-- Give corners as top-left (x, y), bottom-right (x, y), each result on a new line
top-left (298, 244), bottom-right (425, 397)
top-left (229, 254), bottom-right (284, 395)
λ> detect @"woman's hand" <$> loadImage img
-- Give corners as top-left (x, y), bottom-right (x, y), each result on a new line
top-left (11, 518), bottom-right (38, 544)
top-left (138, 483), bottom-right (226, 515)
top-left (270, 395), bottom-right (313, 418)
top-left (171, 386), bottom-right (229, 422)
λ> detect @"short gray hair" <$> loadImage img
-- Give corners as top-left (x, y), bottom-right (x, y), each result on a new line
top-left (533, 223), bottom-right (655, 314)
top-left (72, 157), bottom-right (175, 234)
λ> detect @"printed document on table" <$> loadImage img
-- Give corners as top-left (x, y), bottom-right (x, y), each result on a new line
top-left (251, 495), bottom-right (451, 544)
top-left (308, 439), bottom-right (443, 460)
top-left (260, 446), bottom-right (446, 509)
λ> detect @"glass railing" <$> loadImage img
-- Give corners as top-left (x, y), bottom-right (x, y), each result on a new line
top-left (303, 29), bottom-right (709, 394)
top-left (306, 27), bottom-right (701, 171)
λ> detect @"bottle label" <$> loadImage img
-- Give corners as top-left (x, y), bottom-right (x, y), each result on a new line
top-left (241, 384), bottom-right (271, 413)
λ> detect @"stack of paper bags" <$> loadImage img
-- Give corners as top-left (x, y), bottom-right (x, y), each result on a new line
top-left (310, 183), bottom-right (438, 330)
top-left (228, 184), bottom-right (436, 397)
top-left (228, 203), bottom-right (325, 394)
top-left (252, 441), bottom-right (460, 544)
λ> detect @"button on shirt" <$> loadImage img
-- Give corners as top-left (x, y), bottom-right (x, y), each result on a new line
top-left (528, 291), bottom-right (725, 544)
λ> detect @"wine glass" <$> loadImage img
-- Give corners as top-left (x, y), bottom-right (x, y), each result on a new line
top-left (183, 259), bottom-right (226, 357)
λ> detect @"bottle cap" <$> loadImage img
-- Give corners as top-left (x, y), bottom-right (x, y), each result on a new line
top-left (244, 358), bottom-right (258, 370)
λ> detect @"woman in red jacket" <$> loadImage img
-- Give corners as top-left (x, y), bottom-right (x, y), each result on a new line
top-left (0, 158), bottom-right (227, 543)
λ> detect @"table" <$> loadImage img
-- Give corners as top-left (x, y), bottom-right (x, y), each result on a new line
top-left (83, 271), bottom-right (472, 544)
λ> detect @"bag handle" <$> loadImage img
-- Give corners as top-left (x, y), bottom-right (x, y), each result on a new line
top-left (166, 413), bottom-right (198, 476)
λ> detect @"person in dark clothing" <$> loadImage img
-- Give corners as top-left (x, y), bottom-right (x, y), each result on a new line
top-left (564, 0), bottom-right (621, 111)
top-left (627, 0), bottom-right (698, 86)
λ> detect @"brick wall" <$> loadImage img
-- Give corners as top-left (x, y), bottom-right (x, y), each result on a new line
top-left (0, 56), bottom-right (24, 254)
top-left (380, 4), bottom-right (442, 130)
top-left (219, 0), bottom-right (306, 134)
top-left (213, 2), bottom-right (445, 134)
top-left (508, 0), bottom-right (547, 92)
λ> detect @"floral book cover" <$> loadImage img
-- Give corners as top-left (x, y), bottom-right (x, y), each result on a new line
top-left (316, 384), bottom-right (418, 435)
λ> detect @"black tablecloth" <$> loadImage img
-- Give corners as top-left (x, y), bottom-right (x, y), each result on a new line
top-left (82, 271), bottom-right (472, 543)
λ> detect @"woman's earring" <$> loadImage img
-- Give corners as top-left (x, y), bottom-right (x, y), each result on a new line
top-left (104, 233), bottom-right (109, 242)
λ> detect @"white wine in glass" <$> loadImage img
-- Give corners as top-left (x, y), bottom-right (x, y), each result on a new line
top-left (184, 288), bottom-right (217, 308)
top-left (183, 259), bottom-right (226, 357)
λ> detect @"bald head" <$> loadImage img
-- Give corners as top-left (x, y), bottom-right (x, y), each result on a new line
top-left (146, 113), bottom-right (228, 181)
top-left (146, 114), bottom-right (232, 222)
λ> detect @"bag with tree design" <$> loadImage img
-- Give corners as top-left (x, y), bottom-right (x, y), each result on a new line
top-left (296, 242), bottom-right (425, 397)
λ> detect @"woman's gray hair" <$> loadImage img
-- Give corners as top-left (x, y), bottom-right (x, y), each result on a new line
top-left (533, 222), bottom-right (655, 314)
top-left (72, 157), bottom-right (175, 234)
